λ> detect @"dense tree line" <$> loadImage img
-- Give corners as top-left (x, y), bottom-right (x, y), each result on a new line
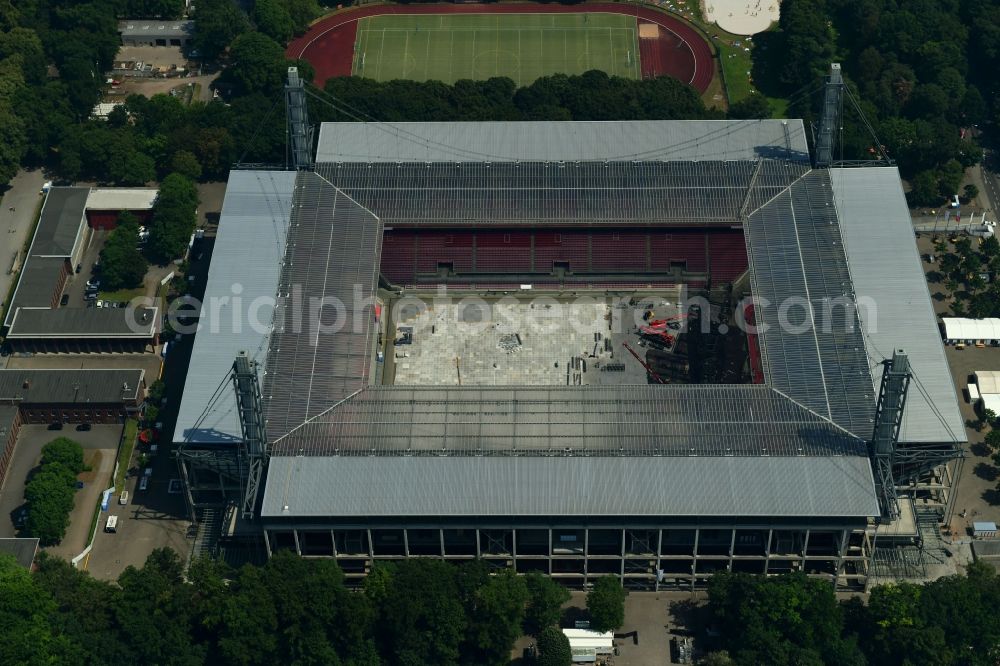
top-left (706, 564), bottom-right (1000, 666)
top-left (4, 546), bottom-right (999, 665)
top-left (753, 0), bottom-right (991, 206)
top-left (23, 438), bottom-right (86, 545)
top-left (319, 70), bottom-right (720, 123)
top-left (0, 549), bottom-right (581, 666)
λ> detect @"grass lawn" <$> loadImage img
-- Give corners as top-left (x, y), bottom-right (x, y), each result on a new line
top-left (98, 286), bottom-right (145, 302)
top-left (353, 13), bottom-right (640, 86)
top-left (115, 418), bottom-right (139, 491)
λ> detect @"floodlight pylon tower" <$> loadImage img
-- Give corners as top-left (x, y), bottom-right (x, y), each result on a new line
top-left (286, 66), bottom-right (314, 169)
top-left (870, 349), bottom-right (909, 521)
top-left (814, 63), bottom-right (843, 168)
top-left (233, 351), bottom-right (267, 519)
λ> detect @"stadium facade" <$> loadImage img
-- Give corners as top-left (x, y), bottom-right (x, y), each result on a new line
top-left (174, 120), bottom-right (964, 590)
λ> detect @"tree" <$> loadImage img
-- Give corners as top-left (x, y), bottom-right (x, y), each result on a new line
top-left (0, 554), bottom-right (59, 664)
top-left (536, 626), bottom-right (571, 666)
top-left (170, 150), bottom-right (202, 181)
top-left (462, 567), bottom-right (528, 666)
top-left (146, 173), bottom-right (199, 263)
top-left (908, 170), bottom-right (942, 207)
top-left (40, 438), bottom-right (85, 474)
top-left (964, 183), bottom-right (979, 202)
top-left (23, 460), bottom-right (78, 544)
top-left (525, 571), bottom-right (570, 634)
top-left (728, 93), bottom-right (772, 120)
top-left (100, 217), bottom-right (149, 290)
top-left (224, 31), bottom-right (287, 97)
top-left (287, 0), bottom-right (321, 34)
top-left (376, 559), bottom-right (466, 665)
top-left (253, 0), bottom-right (294, 44)
top-left (586, 576), bottom-right (625, 633)
top-left (192, 0), bottom-right (252, 60)
top-left (700, 651), bottom-right (737, 666)
top-left (985, 429), bottom-right (1000, 450)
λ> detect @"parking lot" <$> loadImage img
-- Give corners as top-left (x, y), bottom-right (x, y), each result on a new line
top-left (0, 424), bottom-right (122, 559)
top-left (85, 433), bottom-right (190, 580)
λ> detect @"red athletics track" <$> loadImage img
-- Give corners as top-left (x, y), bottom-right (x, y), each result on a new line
top-left (287, 3), bottom-right (714, 93)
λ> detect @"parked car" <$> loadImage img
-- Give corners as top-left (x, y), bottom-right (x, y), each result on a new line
top-left (12, 506), bottom-right (28, 529)
top-left (75, 263), bottom-right (82, 274)
top-left (84, 293), bottom-right (97, 301)
top-left (48, 421), bottom-right (63, 430)
top-left (60, 294), bottom-right (69, 306)
top-left (86, 279), bottom-right (100, 289)
top-left (96, 300), bottom-right (105, 309)
top-left (76, 423), bottom-right (91, 431)
top-left (139, 476), bottom-right (149, 491)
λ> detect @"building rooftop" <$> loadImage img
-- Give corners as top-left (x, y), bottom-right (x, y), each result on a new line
top-left (0, 538), bottom-right (39, 569)
top-left (6, 306), bottom-right (159, 339)
top-left (0, 369), bottom-right (144, 403)
top-left (30, 187), bottom-right (88, 257)
top-left (119, 20), bottom-right (194, 38)
top-left (86, 188), bottom-right (158, 211)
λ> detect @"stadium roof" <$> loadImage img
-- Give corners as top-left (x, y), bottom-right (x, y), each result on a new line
top-left (173, 170), bottom-right (296, 444)
top-left (830, 167), bottom-right (964, 444)
top-left (316, 120), bottom-right (810, 163)
top-left (178, 121), bottom-right (966, 520)
top-left (6, 306), bottom-right (159, 339)
top-left (260, 455), bottom-right (878, 518)
top-left (0, 369), bottom-right (144, 403)
top-left (272, 384), bottom-right (867, 457)
top-left (314, 160), bottom-right (808, 227)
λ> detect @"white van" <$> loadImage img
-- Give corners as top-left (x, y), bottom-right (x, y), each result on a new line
top-left (105, 515), bottom-right (118, 533)
top-left (139, 476), bottom-right (149, 491)
top-left (119, 490), bottom-right (129, 505)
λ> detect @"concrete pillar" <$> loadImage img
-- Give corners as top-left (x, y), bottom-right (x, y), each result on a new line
top-left (331, 530), bottom-right (338, 557)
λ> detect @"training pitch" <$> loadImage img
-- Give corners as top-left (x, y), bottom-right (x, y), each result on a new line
top-left (352, 13), bottom-right (640, 85)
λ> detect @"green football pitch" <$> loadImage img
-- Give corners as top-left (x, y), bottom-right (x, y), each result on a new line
top-left (352, 13), bottom-right (641, 86)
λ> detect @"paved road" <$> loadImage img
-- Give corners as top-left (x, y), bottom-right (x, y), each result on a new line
top-left (0, 169), bottom-right (46, 310)
top-left (981, 155), bottom-right (1000, 216)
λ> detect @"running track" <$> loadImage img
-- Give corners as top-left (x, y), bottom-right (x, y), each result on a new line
top-left (287, 3), bottom-right (714, 93)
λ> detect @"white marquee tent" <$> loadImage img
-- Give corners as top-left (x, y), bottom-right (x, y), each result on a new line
top-left (942, 318), bottom-right (1000, 345)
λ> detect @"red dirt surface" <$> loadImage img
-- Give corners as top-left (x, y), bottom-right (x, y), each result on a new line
top-left (287, 3), bottom-right (714, 92)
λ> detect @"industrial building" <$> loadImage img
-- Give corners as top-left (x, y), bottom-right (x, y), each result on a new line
top-left (3, 186), bottom-right (160, 353)
top-left (0, 368), bottom-right (145, 482)
top-left (118, 20), bottom-right (194, 48)
top-left (173, 69), bottom-right (964, 590)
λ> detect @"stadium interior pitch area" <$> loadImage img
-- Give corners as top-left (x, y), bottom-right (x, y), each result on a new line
top-left (353, 13), bottom-right (640, 85)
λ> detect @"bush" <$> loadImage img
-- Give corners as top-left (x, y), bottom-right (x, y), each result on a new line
top-left (536, 626), bottom-right (571, 666)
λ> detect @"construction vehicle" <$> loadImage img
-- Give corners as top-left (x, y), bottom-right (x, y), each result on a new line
top-left (622, 342), bottom-right (667, 384)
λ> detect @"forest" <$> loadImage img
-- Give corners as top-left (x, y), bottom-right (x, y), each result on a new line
top-left (754, 0), bottom-right (1000, 206)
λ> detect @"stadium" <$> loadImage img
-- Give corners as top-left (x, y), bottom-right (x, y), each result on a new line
top-left (173, 70), bottom-right (964, 590)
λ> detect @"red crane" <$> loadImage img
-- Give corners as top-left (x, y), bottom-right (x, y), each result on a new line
top-left (622, 341), bottom-right (667, 384)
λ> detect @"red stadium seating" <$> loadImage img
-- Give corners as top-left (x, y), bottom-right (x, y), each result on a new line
top-left (379, 228), bottom-right (747, 286)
